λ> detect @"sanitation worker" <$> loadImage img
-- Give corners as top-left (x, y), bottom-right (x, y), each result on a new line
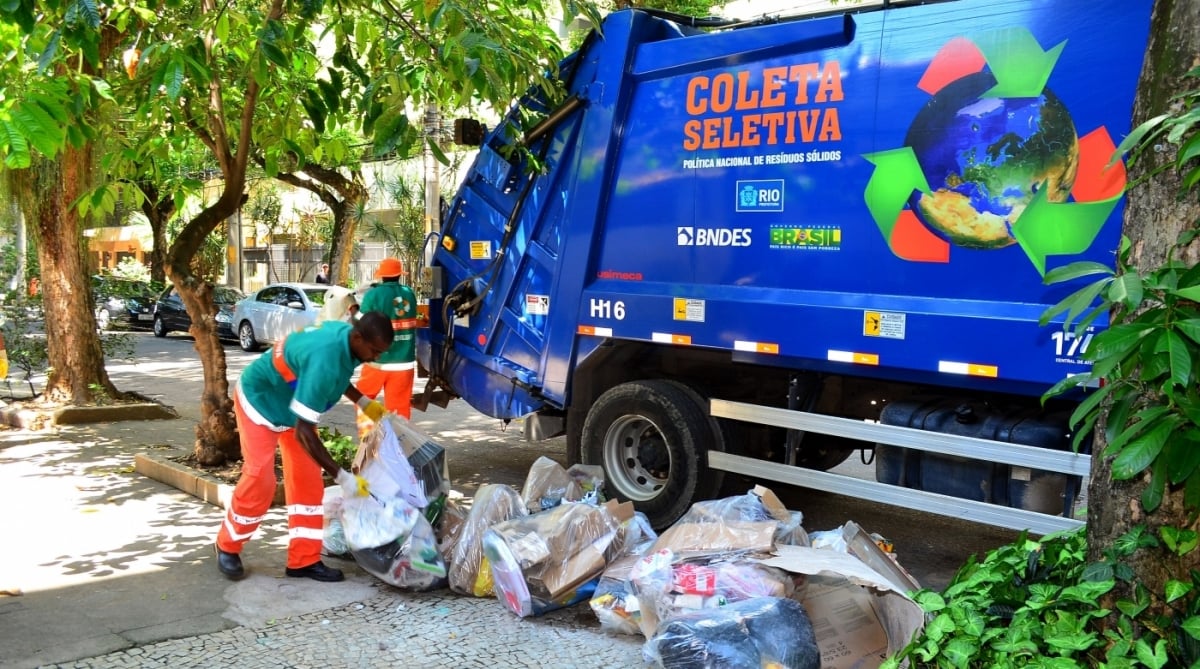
top-left (355, 257), bottom-right (418, 438)
top-left (214, 312), bottom-right (392, 582)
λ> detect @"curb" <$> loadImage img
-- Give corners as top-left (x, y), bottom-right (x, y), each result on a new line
top-left (134, 450), bottom-right (286, 508)
top-left (0, 401), bottom-right (178, 429)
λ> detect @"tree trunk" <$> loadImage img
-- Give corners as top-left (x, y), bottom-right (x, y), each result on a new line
top-left (169, 194), bottom-right (244, 465)
top-left (16, 150), bottom-right (123, 404)
top-left (169, 270), bottom-right (238, 465)
top-left (273, 163), bottom-right (367, 286)
top-left (140, 181), bottom-right (174, 285)
top-left (1089, 0), bottom-right (1200, 623)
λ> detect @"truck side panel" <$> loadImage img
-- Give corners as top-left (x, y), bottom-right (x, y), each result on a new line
top-left (424, 0), bottom-right (1151, 418)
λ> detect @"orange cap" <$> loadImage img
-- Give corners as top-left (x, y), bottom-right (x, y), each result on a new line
top-left (375, 257), bottom-right (403, 278)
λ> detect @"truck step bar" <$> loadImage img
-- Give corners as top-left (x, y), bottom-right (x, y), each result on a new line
top-left (708, 399), bottom-right (1088, 535)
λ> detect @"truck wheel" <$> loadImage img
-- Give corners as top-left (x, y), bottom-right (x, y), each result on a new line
top-left (582, 380), bottom-right (724, 530)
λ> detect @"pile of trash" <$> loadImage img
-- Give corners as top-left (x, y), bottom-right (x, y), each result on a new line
top-left (322, 415), bottom-right (925, 669)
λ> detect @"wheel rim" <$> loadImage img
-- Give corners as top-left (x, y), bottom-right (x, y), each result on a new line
top-left (154, 318), bottom-right (164, 336)
top-left (601, 414), bottom-right (670, 502)
top-left (95, 309), bottom-right (109, 330)
top-left (239, 323), bottom-right (253, 348)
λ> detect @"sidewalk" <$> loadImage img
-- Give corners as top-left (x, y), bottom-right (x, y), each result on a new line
top-left (0, 356), bottom-right (645, 668)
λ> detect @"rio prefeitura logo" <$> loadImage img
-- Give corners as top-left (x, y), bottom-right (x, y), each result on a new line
top-left (863, 28), bottom-right (1126, 276)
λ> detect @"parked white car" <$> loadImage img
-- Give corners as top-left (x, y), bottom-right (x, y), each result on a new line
top-left (231, 282), bottom-right (328, 352)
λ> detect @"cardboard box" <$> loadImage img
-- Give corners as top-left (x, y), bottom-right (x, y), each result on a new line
top-left (754, 545), bottom-right (924, 669)
top-left (651, 519), bottom-right (778, 555)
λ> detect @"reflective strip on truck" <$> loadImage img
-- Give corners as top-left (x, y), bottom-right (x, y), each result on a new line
top-left (577, 325), bottom-right (613, 337)
top-left (652, 332), bottom-right (693, 345)
top-left (827, 349), bottom-right (879, 365)
top-left (938, 360), bottom-right (999, 378)
top-left (734, 340), bottom-right (779, 354)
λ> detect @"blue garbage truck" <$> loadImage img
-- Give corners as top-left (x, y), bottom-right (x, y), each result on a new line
top-left (415, 0), bottom-right (1153, 532)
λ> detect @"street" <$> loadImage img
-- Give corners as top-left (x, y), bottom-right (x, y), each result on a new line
top-left (115, 331), bottom-right (1025, 592)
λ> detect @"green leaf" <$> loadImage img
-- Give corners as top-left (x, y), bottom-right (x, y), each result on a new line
top-left (1113, 114), bottom-right (1168, 163)
top-left (11, 99), bottom-right (63, 157)
top-left (1089, 324), bottom-right (1154, 361)
top-left (1176, 318), bottom-right (1200, 346)
top-left (0, 118), bottom-right (31, 169)
top-left (1164, 432), bottom-right (1200, 485)
top-left (428, 136), bottom-right (450, 165)
top-left (1179, 130), bottom-right (1200, 167)
top-left (1142, 456), bottom-right (1166, 512)
top-left (1167, 330), bottom-right (1194, 387)
top-left (940, 638), bottom-right (978, 666)
top-left (1175, 285), bottom-right (1200, 302)
top-left (1105, 392), bottom-right (1136, 444)
top-left (1108, 272), bottom-right (1144, 309)
top-left (37, 29), bottom-right (61, 74)
top-left (1112, 419), bottom-right (1173, 480)
top-left (1134, 638), bottom-right (1168, 669)
top-left (260, 42), bottom-right (288, 69)
top-left (1069, 383), bottom-right (1112, 432)
top-left (163, 58), bottom-right (185, 100)
top-left (1181, 616), bottom-right (1200, 640)
top-left (1042, 278), bottom-right (1107, 327)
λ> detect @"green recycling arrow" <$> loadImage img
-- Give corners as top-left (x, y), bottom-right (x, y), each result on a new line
top-left (1011, 186), bottom-right (1121, 275)
top-left (976, 28), bottom-right (1065, 98)
top-left (864, 147), bottom-right (931, 247)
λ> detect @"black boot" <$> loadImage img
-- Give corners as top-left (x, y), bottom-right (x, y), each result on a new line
top-left (215, 545), bottom-right (245, 580)
top-left (285, 561), bottom-right (344, 582)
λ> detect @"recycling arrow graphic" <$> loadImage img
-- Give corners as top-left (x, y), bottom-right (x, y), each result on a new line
top-left (863, 28), bottom-right (1126, 276)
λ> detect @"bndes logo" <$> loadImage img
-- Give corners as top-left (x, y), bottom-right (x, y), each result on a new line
top-left (677, 227), bottom-right (752, 247)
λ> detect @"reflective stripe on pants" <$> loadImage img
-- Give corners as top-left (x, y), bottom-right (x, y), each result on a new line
top-left (217, 390), bottom-right (325, 569)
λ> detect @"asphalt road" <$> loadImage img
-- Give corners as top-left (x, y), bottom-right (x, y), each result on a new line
top-left (114, 330), bottom-right (1029, 592)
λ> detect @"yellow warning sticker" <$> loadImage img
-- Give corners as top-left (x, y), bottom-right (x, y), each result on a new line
top-left (469, 240), bottom-right (492, 260)
top-left (864, 311), bottom-right (905, 339)
top-left (673, 298), bottom-right (705, 322)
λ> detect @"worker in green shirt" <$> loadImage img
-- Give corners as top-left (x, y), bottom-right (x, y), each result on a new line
top-left (355, 257), bottom-right (418, 437)
top-left (215, 313), bottom-right (392, 582)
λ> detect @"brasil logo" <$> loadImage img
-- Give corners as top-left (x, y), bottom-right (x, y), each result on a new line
top-left (863, 28), bottom-right (1126, 276)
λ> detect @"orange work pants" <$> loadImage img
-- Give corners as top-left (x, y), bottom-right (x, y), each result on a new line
top-left (216, 390), bottom-right (325, 569)
top-left (356, 363), bottom-right (414, 438)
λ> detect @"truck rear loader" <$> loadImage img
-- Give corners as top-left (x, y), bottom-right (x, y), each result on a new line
top-left (414, 0), bottom-right (1153, 532)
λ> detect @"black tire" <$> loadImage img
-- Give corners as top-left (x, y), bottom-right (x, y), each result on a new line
top-left (238, 321), bottom-right (261, 352)
top-left (152, 316), bottom-right (168, 338)
top-left (581, 380), bottom-right (724, 530)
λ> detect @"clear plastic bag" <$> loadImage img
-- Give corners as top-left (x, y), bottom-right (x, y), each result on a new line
top-left (341, 493), bottom-right (447, 591)
top-left (519, 456), bottom-right (606, 512)
top-left (630, 548), bottom-right (796, 639)
top-left (448, 484), bottom-right (527, 596)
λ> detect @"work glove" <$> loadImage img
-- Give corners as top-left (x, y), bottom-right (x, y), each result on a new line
top-left (336, 468), bottom-right (370, 498)
top-left (357, 396), bottom-right (386, 423)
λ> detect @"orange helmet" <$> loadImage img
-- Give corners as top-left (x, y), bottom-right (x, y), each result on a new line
top-left (375, 257), bottom-right (403, 278)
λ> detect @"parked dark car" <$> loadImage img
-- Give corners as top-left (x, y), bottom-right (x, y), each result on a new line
top-left (153, 285), bottom-right (246, 341)
top-left (93, 276), bottom-right (158, 330)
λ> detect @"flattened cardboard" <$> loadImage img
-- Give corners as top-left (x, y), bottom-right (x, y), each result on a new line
top-left (651, 519), bottom-right (778, 554)
top-left (754, 545), bottom-right (924, 669)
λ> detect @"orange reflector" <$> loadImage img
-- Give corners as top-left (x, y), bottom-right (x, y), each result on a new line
top-left (938, 361), bottom-right (998, 378)
top-left (827, 350), bottom-right (879, 365)
top-left (734, 340), bottom-right (780, 354)
top-left (652, 332), bottom-right (692, 345)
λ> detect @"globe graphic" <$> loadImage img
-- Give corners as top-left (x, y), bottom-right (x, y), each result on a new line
top-left (905, 72), bottom-right (1080, 249)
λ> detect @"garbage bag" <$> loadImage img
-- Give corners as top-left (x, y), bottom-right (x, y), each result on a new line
top-left (448, 484), bottom-right (527, 596)
top-left (643, 596), bottom-right (820, 669)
